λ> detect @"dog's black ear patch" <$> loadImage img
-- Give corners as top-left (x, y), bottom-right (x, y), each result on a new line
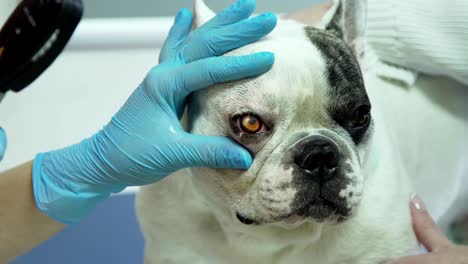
top-left (319, 0), bottom-right (367, 64)
top-left (305, 27), bottom-right (371, 144)
top-left (304, 1), bottom-right (371, 145)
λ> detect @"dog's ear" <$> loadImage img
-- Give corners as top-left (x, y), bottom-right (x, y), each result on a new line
top-left (319, 0), bottom-right (367, 63)
top-left (193, 0), bottom-right (216, 28)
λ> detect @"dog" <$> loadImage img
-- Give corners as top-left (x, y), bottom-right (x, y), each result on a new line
top-left (136, 0), bottom-right (468, 263)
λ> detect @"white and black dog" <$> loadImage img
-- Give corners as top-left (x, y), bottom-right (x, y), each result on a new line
top-left (137, 0), bottom-right (468, 263)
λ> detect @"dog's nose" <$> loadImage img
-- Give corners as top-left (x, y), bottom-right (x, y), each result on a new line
top-left (294, 138), bottom-right (340, 182)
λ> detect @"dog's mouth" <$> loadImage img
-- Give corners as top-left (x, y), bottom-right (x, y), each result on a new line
top-left (236, 212), bottom-right (259, 225)
top-left (236, 196), bottom-right (350, 226)
top-left (235, 212), bottom-right (305, 226)
top-left (295, 197), bottom-right (350, 219)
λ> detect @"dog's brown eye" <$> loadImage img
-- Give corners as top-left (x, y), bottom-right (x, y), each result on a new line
top-left (239, 114), bottom-right (263, 134)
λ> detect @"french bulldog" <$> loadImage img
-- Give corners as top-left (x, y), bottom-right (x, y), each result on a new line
top-left (137, 0), bottom-right (468, 263)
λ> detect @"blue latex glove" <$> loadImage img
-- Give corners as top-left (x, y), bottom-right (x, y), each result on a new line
top-left (0, 127), bottom-right (6, 161)
top-left (33, 0), bottom-right (277, 224)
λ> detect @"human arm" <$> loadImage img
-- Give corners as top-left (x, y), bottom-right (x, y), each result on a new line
top-left (0, 0), bottom-right (277, 261)
top-left (0, 161), bottom-right (65, 262)
top-left (366, 0), bottom-right (468, 85)
top-left (287, 0), bottom-right (468, 85)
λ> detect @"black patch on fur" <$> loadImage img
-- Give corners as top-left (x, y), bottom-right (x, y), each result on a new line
top-left (305, 27), bottom-right (371, 144)
top-left (290, 163), bottom-right (351, 220)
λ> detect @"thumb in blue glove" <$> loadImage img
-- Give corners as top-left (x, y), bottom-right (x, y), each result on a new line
top-left (33, 0), bottom-right (277, 224)
top-left (0, 127), bottom-right (6, 161)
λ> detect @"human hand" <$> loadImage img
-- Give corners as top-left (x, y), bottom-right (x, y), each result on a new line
top-left (388, 194), bottom-right (468, 264)
top-left (32, 0), bottom-right (277, 224)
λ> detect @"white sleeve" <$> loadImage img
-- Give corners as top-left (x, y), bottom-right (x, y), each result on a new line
top-left (366, 0), bottom-right (468, 85)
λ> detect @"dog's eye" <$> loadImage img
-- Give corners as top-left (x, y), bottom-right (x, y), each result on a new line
top-left (332, 105), bottom-right (371, 143)
top-left (237, 114), bottom-right (264, 134)
top-left (349, 106), bottom-right (371, 129)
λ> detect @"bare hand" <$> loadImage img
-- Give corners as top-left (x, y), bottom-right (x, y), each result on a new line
top-left (389, 194), bottom-right (468, 264)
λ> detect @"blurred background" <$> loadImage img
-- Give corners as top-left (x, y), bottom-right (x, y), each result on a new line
top-left (82, 0), bottom-right (323, 18)
top-left (0, 1), bottom-right (324, 263)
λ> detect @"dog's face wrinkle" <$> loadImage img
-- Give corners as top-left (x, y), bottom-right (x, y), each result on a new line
top-left (305, 26), bottom-right (371, 144)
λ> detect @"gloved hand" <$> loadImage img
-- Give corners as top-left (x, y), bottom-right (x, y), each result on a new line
top-left (0, 127), bottom-right (6, 161)
top-left (33, 0), bottom-right (277, 224)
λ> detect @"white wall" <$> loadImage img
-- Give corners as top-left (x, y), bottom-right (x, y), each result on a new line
top-left (82, 0), bottom-right (326, 18)
top-left (0, 48), bottom-right (159, 169)
top-left (0, 18), bottom-right (172, 193)
top-left (0, 0), bottom-right (19, 26)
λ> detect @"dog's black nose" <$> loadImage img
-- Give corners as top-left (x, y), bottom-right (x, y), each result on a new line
top-left (294, 138), bottom-right (340, 182)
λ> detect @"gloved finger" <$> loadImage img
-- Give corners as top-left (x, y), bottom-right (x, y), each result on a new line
top-left (159, 8), bottom-right (193, 63)
top-left (410, 194), bottom-right (453, 252)
top-left (201, 0), bottom-right (256, 29)
top-left (0, 127), bottom-right (6, 161)
top-left (182, 133), bottom-right (253, 169)
top-left (176, 52), bottom-right (275, 96)
top-left (183, 12), bottom-right (277, 63)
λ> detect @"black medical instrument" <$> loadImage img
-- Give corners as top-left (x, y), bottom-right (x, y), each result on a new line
top-left (0, 0), bottom-right (83, 101)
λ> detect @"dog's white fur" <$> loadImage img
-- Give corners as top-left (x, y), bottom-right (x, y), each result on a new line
top-left (136, 1), bottom-right (468, 263)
